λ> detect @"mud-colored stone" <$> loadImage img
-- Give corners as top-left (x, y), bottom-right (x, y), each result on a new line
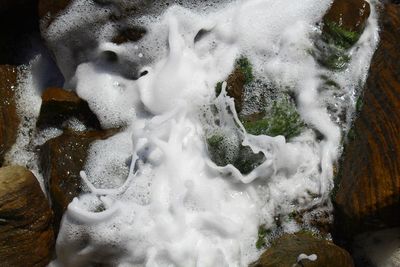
top-left (0, 65), bottom-right (20, 166)
top-left (39, 129), bottom-right (118, 230)
top-left (0, 165), bottom-right (54, 267)
top-left (38, 0), bottom-right (70, 19)
top-left (334, 3), bottom-right (400, 235)
top-left (36, 87), bottom-right (101, 130)
top-left (112, 26), bottom-right (147, 44)
top-left (251, 232), bottom-right (354, 267)
top-left (226, 68), bottom-right (246, 113)
top-left (323, 0), bottom-right (370, 37)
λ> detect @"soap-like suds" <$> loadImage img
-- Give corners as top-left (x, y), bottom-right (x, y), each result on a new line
top-left (4, 59), bottom-right (53, 192)
top-left (36, 0), bottom-right (381, 266)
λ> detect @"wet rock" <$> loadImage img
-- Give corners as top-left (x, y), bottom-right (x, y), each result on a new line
top-left (241, 95), bottom-right (305, 140)
top-left (216, 57), bottom-right (253, 113)
top-left (36, 87), bottom-right (101, 130)
top-left (39, 129), bottom-right (118, 229)
top-left (225, 68), bottom-right (246, 113)
top-left (334, 3), bottom-right (400, 236)
top-left (112, 26), bottom-right (147, 44)
top-left (314, 0), bottom-right (370, 71)
top-left (251, 232), bottom-right (354, 267)
top-left (0, 165), bottom-right (54, 266)
top-left (0, 65), bottom-right (20, 166)
top-left (323, 0), bottom-right (370, 48)
top-left (38, 0), bottom-right (71, 20)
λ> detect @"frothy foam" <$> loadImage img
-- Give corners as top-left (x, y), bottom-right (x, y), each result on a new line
top-left (35, 0), bottom-right (381, 266)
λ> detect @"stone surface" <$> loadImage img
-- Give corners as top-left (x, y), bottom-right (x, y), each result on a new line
top-left (334, 3), bottom-right (400, 236)
top-left (226, 68), bottom-right (246, 113)
top-left (38, 0), bottom-right (70, 19)
top-left (39, 129), bottom-right (118, 230)
top-left (36, 87), bottom-right (101, 129)
top-left (0, 165), bottom-right (54, 266)
top-left (112, 26), bottom-right (147, 44)
top-left (251, 232), bottom-right (354, 267)
top-left (0, 65), bottom-right (20, 166)
top-left (323, 0), bottom-right (370, 35)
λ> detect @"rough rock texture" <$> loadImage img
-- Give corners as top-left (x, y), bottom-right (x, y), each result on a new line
top-left (39, 129), bottom-right (118, 230)
top-left (251, 232), bottom-right (354, 267)
top-left (323, 0), bottom-right (370, 34)
top-left (0, 65), bottom-right (20, 166)
top-left (334, 3), bottom-right (400, 236)
top-left (37, 87), bottom-right (101, 129)
top-left (0, 165), bottom-right (54, 266)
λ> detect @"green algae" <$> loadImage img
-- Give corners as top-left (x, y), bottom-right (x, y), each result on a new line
top-left (241, 96), bottom-right (305, 140)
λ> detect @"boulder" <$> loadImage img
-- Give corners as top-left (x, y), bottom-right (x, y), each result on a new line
top-left (0, 65), bottom-right (20, 166)
top-left (0, 165), bottom-right (54, 266)
top-left (251, 232), bottom-right (354, 267)
top-left (36, 87), bottom-right (101, 130)
top-left (38, 0), bottom-right (71, 20)
top-left (334, 3), bottom-right (400, 236)
top-left (39, 129), bottom-right (118, 230)
top-left (216, 57), bottom-right (254, 113)
top-left (323, 0), bottom-right (370, 45)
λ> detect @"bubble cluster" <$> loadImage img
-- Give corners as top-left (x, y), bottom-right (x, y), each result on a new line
top-left (26, 0), bottom-right (381, 266)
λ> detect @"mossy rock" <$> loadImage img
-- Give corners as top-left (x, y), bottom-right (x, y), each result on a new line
top-left (241, 96), bottom-right (305, 140)
top-left (215, 56), bottom-right (254, 112)
top-left (206, 133), bottom-right (265, 174)
top-left (323, 20), bottom-right (362, 50)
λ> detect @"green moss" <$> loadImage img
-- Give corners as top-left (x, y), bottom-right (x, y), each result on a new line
top-left (233, 146), bottom-right (265, 174)
top-left (356, 96), bottom-right (363, 113)
top-left (214, 56), bottom-right (254, 96)
top-left (94, 203), bottom-right (106, 212)
top-left (206, 134), bottom-right (232, 167)
top-left (207, 134), bottom-right (224, 147)
top-left (242, 97), bottom-right (305, 140)
top-left (324, 79), bottom-right (340, 89)
top-left (324, 20), bottom-right (361, 50)
top-left (236, 56), bottom-right (254, 84)
top-left (256, 225), bottom-right (271, 249)
top-left (215, 81), bottom-right (223, 97)
top-left (319, 51), bottom-right (351, 71)
top-left (206, 134), bottom-right (265, 174)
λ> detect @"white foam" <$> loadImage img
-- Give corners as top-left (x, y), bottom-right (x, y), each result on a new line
top-left (42, 0), bottom-right (381, 266)
top-left (4, 59), bottom-right (49, 192)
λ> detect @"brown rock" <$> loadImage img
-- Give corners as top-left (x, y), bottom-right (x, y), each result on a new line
top-left (0, 65), bottom-right (20, 166)
top-left (39, 129), bottom-right (118, 230)
top-left (251, 232), bottom-right (354, 267)
top-left (226, 68), bottom-right (246, 113)
top-left (323, 0), bottom-right (370, 34)
top-left (0, 165), bottom-right (54, 266)
top-left (335, 3), bottom-right (400, 235)
top-left (112, 26), bottom-right (147, 45)
top-left (38, 0), bottom-right (70, 19)
top-left (36, 87), bottom-right (101, 130)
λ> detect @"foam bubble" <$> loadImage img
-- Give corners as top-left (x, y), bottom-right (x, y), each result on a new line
top-left (39, 0), bottom-right (381, 266)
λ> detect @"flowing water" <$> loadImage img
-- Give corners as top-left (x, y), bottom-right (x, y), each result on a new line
top-left (6, 0), bottom-right (380, 266)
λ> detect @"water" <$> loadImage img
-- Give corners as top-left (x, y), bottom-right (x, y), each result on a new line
top-left (7, 0), bottom-right (380, 266)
